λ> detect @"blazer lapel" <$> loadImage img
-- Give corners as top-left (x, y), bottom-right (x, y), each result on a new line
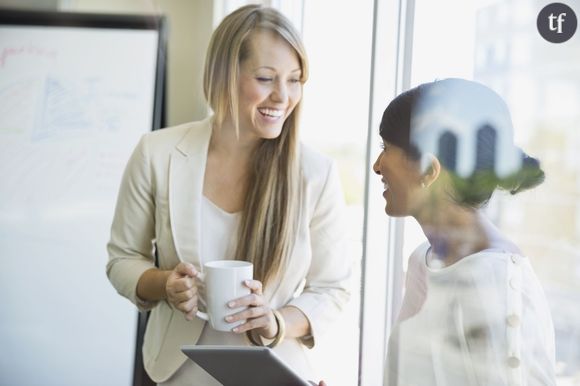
top-left (168, 117), bottom-right (212, 268)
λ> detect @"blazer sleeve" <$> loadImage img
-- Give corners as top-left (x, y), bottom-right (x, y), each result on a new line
top-left (288, 160), bottom-right (353, 348)
top-left (106, 134), bottom-right (158, 311)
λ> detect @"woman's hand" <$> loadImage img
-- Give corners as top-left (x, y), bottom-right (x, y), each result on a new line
top-left (165, 262), bottom-right (199, 321)
top-left (225, 279), bottom-right (278, 338)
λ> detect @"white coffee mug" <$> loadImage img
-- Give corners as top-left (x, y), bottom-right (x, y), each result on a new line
top-left (196, 260), bottom-right (253, 331)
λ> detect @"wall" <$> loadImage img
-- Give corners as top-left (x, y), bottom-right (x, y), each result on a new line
top-left (0, 0), bottom-right (59, 10)
top-left (60, 0), bottom-right (214, 126)
top-left (0, 0), bottom-right (213, 125)
top-left (0, 1), bottom-right (215, 384)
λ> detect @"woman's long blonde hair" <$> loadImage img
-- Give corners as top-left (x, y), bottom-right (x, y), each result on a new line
top-left (203, 5), bottom-right (308, 285)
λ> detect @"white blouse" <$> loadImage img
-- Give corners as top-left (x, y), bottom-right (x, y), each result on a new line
top-left (199, 195), bottom-right (240, 266)
top-left (162, 197), bottom-right (243, 386)
top-left (385, 242), bottom-right (556, 386)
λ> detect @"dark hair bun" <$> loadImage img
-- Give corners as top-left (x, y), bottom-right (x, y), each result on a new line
top-left (501, 152), bottom-right (545, 195)
top-left (449, 150), bottom-right (545, 207)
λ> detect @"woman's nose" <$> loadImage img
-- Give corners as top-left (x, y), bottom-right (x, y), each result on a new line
top-left (373, 154), bottom-right (381, 175)
top-left (271, 80), bottom-right (288, 103)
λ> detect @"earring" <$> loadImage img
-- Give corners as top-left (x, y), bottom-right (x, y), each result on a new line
top-left (421, 181), bottom-right (426, 188)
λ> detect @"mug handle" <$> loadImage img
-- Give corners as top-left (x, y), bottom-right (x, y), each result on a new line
top-left (194, 271), bottom-right (209, 321)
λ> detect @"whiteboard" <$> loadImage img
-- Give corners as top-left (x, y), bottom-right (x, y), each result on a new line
top-left (0, 11), bottom-right (165, 386)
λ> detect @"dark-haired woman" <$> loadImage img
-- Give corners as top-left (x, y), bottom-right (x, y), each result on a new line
top-left (373, 78), bottom-right (556, 385)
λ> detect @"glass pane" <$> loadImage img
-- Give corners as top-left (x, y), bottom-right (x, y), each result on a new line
top-left (397, 0), bottom-right (580, 384)
top-left (300, 0), bottom-right (374, 384)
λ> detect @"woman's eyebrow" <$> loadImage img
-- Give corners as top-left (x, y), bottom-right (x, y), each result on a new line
top-left (254, 66), bottom-right (301, 73)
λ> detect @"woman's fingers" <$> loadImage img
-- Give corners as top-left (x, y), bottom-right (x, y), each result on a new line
top-left (172, 288), bottom-right (197, 304)
top-left (226, 305), bottom-right (277, 337)
top-left (243, 279), bottom-right (263, 295)
top-left (170, 276), bottom-right (195, 293)
top-left (225, 279), bottom-right (265, 311)
top-left (228, 292), bottom-right (263, 308)
top-left (226, 305), bottom-right (268, 323)
top-left (232, 312), bottom-right (277, 338)
top-left (180, 296), bottom-right (199, 320)
top-left (166, 267), bottom-right (199, 316)
top-left (225, 279), bottom-right (278, 336)
top-left (166, 263), bottom-right (198, 298)
top-left (167, 277), bottom-right (197, 298)
top-left (229, 314), bottom-right (271, 333)
top-left (174, 262), bottom-right (198, 277)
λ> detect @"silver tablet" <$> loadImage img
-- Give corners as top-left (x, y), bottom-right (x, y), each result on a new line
top-left (181, 345), bottom-right (311, 386)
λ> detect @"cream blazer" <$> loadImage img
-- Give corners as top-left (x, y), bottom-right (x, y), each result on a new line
top-left (106, 117), bottom-right (353, 383)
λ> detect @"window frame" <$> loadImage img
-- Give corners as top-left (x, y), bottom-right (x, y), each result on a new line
top-left (359, 0), bottom-right (416, 385)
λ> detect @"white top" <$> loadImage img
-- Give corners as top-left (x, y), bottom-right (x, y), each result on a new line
top-left (169, 196), bottom-right (243, 385)
top-left (199, 195), bottom-right (240, 266)
top-left (164, 197), bottom-right (313, 386)
top-left (385, 242), bottom-right (556, 386)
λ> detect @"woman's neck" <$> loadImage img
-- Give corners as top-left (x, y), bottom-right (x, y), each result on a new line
top-left (209, 119), bottom-right (260, 161)
top-left (416, 203), bottom-right (490, 267)
top-left (204, 120), bottom-right (257, 213)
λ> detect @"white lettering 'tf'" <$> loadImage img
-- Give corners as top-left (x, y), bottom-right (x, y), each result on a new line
top-left (549, 12), bottom-right (567, 33)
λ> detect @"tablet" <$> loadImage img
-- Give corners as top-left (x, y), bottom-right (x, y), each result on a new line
top-left (181, 345), bottom-right (312, 386)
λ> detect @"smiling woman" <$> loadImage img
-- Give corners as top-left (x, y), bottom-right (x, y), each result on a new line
top-left (373, 79), bottom-right (555, 386)
top-left (235, 29), bottom-right (303, 140)
top-left (373, 140), bottom-right (424, 217)
top-left (106, 4), bottom-right (352, 386)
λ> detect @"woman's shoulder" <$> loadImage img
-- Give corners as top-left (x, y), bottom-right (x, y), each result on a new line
top-left (437, 250), bottom-right (515, 277)
top-left (140, 118), bottom-right (212, 154)
top-left (146, 118), bottom-right (210, 143)
top-left (410, 242), bottom-right (430, 265)
top-left (435, 251), bottom-right (544, 296)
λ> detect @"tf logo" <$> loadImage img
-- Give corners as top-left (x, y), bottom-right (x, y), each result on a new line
top-left (537, 2), bottom-right (577, 43)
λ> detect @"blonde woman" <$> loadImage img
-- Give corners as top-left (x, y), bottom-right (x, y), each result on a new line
top-left (107, 5), bottom-right (352, 385)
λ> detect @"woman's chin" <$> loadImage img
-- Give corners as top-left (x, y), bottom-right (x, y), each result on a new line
top-left (258, 125), bottom-right (284, 139)
top-left (384, 205), bottom-right (404, 217)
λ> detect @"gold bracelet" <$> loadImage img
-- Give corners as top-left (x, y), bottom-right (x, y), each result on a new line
top-left (268, 309), bottom-right (286, 348)
top-left (245, 309), bottom-right (286, 348)
top-left (245, 329), bottom-right (262, 346)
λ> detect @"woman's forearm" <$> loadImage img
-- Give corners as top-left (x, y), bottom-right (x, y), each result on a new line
top-left (136, 268), bottom-right (172, 301)
top-left (280, 305), bottom-right (311, 339)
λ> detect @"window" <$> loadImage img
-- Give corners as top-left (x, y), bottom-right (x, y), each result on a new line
top-left (214, 0), bottom-right (580, 384)
top-left (408, 0), bottom-right (580, 383)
